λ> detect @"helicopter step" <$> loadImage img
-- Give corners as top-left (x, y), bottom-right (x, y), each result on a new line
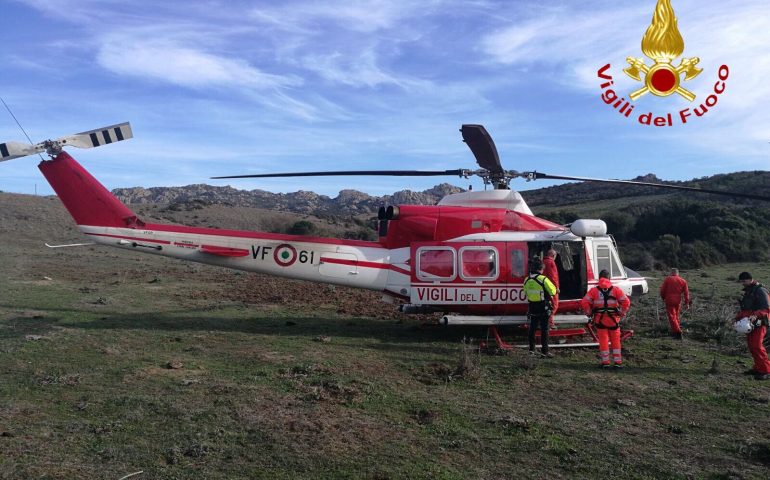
top-left (482, 325), bottom-right (599, 351)
top-left (441, 314), bottom-right (588, 326)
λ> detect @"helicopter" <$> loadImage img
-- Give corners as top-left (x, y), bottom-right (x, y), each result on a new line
top-left (2, 123), bottom-right (768, 348)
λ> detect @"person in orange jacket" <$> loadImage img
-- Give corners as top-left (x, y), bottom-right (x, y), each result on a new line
top-left (543, 249), bottom-right (560, 329)
top-left (659, 268), bottom-right (691, 340)
top-left (581, 269), bottom-right (631, 369)
top-left (734, 272), bottom-right (770, 381)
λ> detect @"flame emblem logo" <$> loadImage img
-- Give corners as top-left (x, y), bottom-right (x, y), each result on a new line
top-left (624, 0), bottom-right (702, 101)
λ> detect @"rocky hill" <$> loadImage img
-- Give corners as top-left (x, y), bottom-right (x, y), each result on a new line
top-left (113, 171), bottom-right (770, 217)
top-left (112, 183), bottom-right (464, 216)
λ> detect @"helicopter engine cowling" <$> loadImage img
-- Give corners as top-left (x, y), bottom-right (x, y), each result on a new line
top-left (570, 219), bottom-right (607, 237)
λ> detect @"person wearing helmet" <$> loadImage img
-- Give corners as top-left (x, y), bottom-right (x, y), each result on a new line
top-left (735, 272), bottom-right (770, 380)
top-left (659, 268), bottom-right (691, 340)
top-left (523, 259), bottom-right (558, 358)
top-left (543, 249), bottom-right (560, 330)
top-left (581, 269), bottom-right (631, 368)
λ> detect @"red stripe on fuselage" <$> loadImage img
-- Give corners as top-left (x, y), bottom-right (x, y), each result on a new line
top-left (320, 256), bottom-right (410, 276)
top-left (200, 245), bottom-right (250, 257)
top-left (144, 223), bottom-right (383, 248)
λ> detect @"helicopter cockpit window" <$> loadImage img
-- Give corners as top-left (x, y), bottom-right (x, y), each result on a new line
top-left (459, 247), bottom-right (498, 281)
top-left (596, 244), bottom-right (625, 278)
top-left (610, 250), bottom-right (624, 278)
top-left (416, 247), bottom-right (456, 281)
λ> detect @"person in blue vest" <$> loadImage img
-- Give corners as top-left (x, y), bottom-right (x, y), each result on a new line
top-left (524, 259), bottom-right (558, 357)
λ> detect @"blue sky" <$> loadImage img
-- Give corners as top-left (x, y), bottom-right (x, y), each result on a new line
top-left (0, 0), bottom-right (768, 197)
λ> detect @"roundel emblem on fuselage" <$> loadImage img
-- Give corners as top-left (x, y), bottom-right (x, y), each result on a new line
top-left (274, 244), bottom-right (298, 267)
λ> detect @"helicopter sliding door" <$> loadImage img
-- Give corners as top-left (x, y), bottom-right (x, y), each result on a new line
top-left (527, 240), bottom-right (587, 301)
top-left (410, 241), bottom-right (518, 314)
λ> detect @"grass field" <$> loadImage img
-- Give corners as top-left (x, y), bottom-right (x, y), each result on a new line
top-left (1, 193), bottom-right (770, 479)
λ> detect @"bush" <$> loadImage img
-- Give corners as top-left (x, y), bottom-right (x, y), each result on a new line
top-left (288, 220), bottom-right (317, 236)
top-left (619, 243), bottom-right (655, 270)
top-left (343, 228), bottom-right (377, 241)
top-left (603, 211), bottom-right (635, 240)
top-left (653, 234), bottom-right (681, 268)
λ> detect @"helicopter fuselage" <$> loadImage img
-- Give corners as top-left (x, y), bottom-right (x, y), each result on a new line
top-left (40, 152), bottom-right (646, 324)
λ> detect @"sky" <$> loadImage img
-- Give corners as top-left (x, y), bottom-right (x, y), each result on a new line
top-left (0, 0), bottom-right (768, 198)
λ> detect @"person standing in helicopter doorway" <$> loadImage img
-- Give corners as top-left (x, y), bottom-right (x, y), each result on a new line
top-left (523, 259), bottom-right (557, 358)
top-left (543, 249), bottom-right (560, 329)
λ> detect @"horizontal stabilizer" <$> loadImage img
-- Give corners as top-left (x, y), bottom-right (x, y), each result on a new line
top-left (45, 242), bottom-right (96, 248)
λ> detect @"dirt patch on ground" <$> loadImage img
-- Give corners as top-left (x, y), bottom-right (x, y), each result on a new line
top-left (124, 365), bottom-right (206, 382)
top-left (233, 389), bottom-right (411, 458)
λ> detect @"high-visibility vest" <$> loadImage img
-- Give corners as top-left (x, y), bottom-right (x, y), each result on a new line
top-left (523, 274), bottom-right (557, 303)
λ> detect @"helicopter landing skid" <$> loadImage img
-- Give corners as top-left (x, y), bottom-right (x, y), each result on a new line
top-left (481, 325), bottom-right (634, 351)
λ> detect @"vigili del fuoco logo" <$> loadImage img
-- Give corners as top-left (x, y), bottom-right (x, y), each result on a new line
top-left (597, 0), bottom-right (728, 127)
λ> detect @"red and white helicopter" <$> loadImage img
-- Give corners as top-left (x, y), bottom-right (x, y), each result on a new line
top-left (2, 123), bottom-right (768, 348)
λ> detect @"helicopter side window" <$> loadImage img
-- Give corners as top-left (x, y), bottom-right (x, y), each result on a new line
top-left (510, 248), bottom-right (526, 279)
top-left (610, 249), bottom-right (624, 278)
top-left (416, 247), bottom-right (456, 281)
top-left (596, 244), bottom-right (625, 278)
top-left (596, 245), bottom-right (611, 276)
top-left (459, 247), bottom-right (498, 281)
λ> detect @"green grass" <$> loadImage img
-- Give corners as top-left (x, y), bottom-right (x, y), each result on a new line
top-left (2, 258), bottom-right (770, 479)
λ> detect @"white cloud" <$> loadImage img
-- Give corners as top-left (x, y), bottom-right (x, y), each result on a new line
top-left (302, 50), bottom-right (430, 89)
top-left (96, 38), bottom-right (300, 91)
top-left (480, 0), bottom-right (770, 161)
top-left (249, 0), bottom-right (437, 33)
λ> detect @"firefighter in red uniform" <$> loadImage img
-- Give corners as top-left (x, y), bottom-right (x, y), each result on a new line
top-left (581, 269), bottom-right (631, 368)
top-left (734, 272), bottom-right (770, 381)
top-left (543, 249), bottom-right (560, 329)
top-left (659, 268), bottom-right (691, 340)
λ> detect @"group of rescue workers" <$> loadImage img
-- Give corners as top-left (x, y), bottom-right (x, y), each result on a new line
top-left (522, 250), bottom-right (770, 381)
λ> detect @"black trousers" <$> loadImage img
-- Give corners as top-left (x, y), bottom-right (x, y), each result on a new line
top-left (528, 312), bottom-right (550, 354)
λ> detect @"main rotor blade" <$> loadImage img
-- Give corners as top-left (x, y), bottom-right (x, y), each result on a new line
top-left (528, 172), bottom-right (770, 201)
top-left (212, 169), bottom-right (466, 180)
top-left (461, 124), bottom-right (503, 174)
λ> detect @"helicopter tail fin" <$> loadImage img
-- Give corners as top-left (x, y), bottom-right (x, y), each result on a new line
top-left (38, 151), bottom-right (142, 228)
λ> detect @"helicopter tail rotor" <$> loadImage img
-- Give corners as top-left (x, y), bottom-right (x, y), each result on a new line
top-left (0, 122), bottom-right (133, 162)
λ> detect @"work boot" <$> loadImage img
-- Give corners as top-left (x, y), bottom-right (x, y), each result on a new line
top-left (541, 352), bottom-right (554, 358)
top-left (600, 364), bottom-right (610, 369)
top-left (613, 364), bottom-right (624, 370)
top-left (529, 349), bottom-right (536, 356)
top-left (743, 369), bottom-right (758, 375)
top-left (754, 373), bottom-right (770, 381)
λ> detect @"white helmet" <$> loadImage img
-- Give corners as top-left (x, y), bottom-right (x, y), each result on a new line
top-left (733, 317), bottom-right (754, 335)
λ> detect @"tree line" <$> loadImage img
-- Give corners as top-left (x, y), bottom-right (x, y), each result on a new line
top-left (540, 199), bottom-right (770, 270)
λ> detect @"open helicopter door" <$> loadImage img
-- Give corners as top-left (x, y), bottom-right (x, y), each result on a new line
top-left (527, 240), bottom-right (588, 305)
